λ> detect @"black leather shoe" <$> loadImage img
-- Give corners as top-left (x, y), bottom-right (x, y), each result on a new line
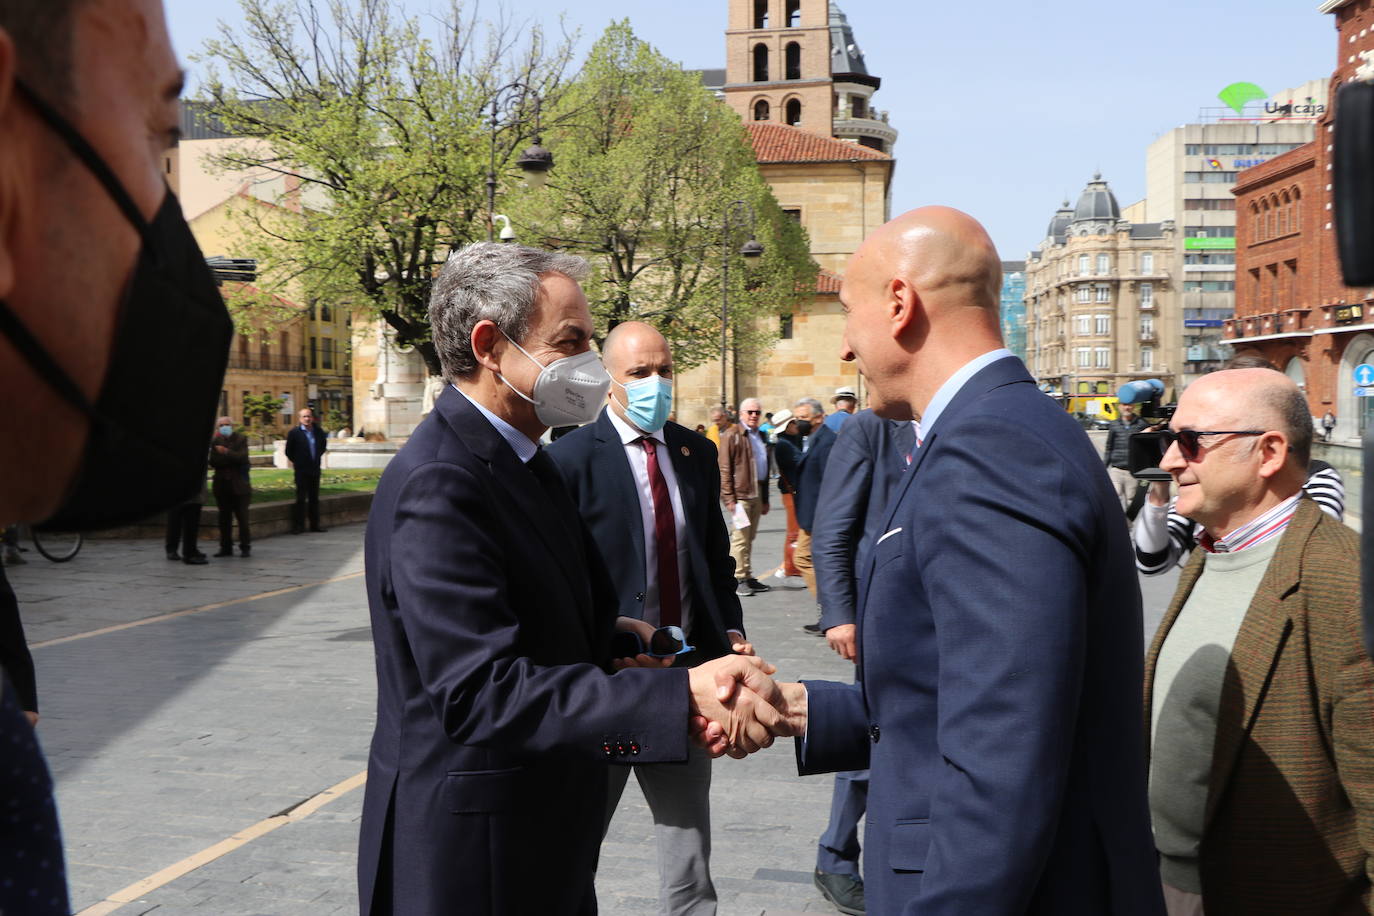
top-left (744, 577), bottom-right (771, 592)
top-left (214, 548), bottom-right (234, 558)
top-left (803, 622), bottom-right (822, 634)
top-left (183, 554), bottom-right (209, 565)
top-left (309, 527), bottom-right (327, 533)
top-left (166, 551), bottom-right (180, 561)
top-left (814, 869), bottom-right (865, 915)
top-left (239, 547), bottom-right (251, 557)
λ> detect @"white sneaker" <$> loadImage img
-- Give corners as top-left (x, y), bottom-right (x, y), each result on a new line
top-left (769, 569), bottom-right (806, 590)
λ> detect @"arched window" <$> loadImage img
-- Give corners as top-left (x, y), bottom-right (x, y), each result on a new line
top-left (753, 43), bottom-right (769, 82)
top-left (753, 0), bottom-right (768, 29)
top-left (1292, 186), bottom-right (1301, 229)
top-left (786, 0), bottom-right (801, 26)
top-left (753, 99), bottom-right (770, 121)
top-left (1259, 199), bottom-right (1269, 241)
top-left (1278, 207), bottom-right (1287, 236)
top-left (785, 98), bottom-right (802, 125)
top-left (785, 42), bottom-right (801, 80)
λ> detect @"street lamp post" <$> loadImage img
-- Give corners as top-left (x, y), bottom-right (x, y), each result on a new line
top-left (485, 82), bottom-right (555, 242)
top-left (720, 200), bottom-right (765, 407)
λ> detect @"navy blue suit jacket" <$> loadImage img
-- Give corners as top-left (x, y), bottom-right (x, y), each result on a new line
top-left (547, 412), bottom-right (744, 662)
top-left (794, 422), bottom-right (838, 532)
top-left (359, 387), bottom-right (690, 915)
top-left (285, 424), bottom-right (327, 472)
top-left (813, 409), bottom-right (915, 631)
top-left (798, 358), bottom-right (1163, 915)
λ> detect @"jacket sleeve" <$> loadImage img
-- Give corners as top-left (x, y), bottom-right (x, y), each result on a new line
top-left (1103, 426), bottom-right (1116, 464)
top-left (795, 679), bottom-right (870, 775)
top-left (906, 417), bottom-right (1094, 913)
top-left (718, 431), bottom-right (738, 506)
top-left (698, 440), bottom-right (744, 635)
top-left (388, 459), bottom-right (692, 762)
top-left (812, 421), bottom-right (874, 630)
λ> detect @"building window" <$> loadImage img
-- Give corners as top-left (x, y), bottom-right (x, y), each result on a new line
top-left (1095, 285), bottom-right (1111, 303)
top-left (1183, 171), bottom-right (1239, 183)
top-left (322, 337), bottom-right (333, 370)
top-left (786, 0), bottom-right (800, 26)
top-left (1140, 316), bottom-right (1154, 337)
top-left (1141, 348), bottom-right (1154, 370)
top-left (1075, 286), bottom-right (1091, 304)
top-left (1185, 225), bottom-right (1233, 238)
top-left (753, 0), bottom-right (768, 29)
top-left (310, 336), bottom-right (317, 370)
top-left (753, 99), bottom-right (770, 121)
top-left (1094, 347), bottom-right (1111, 369)
top-left (785, 98), bottom-right (801, 125)
top-left (1096, 254), bottom-right (1110, 275)
top-left (782, 208), bottom-right (801, 222)
top-left (851, 95), bottom-right (866, 119)
top-left (1075, 314), bottom-right (1091, 336)
top-left (753, 44), bottom-right (769, 82)
top-left (321, 303), bottom-right (332, 322)
top-left (279, 332), bottom-right (289, 357)
top-left (1183, 198), bottom-right (1237, 210)
top-left (1077, 254), bottom-right (1089, 275)
top-left (1141, 252), bottom-right (1154, 274)
top-left (780, 314), bottom-right (793, 339)
top-left (1094, 314), bottom-right (1111, 336)
top-left (784, 42), bottom-right (801, 80)
top-left (1076, 347), bottom-right (1091, 368)
top-left (241, 390), bottom-right (251, 426)
top-left (1140, 282), bottom-right (1153, 307)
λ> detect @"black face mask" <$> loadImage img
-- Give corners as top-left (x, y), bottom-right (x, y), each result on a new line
top-left (0, 81), bottom-right (233, 531)
top-left (794, 420), bottom-right (813, 438)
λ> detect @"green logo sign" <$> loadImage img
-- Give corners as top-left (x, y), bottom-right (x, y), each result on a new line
top-left (1218, 82), bottom-right (1267, 116)
top-left (1184, 237), bottom-right (1236, 250)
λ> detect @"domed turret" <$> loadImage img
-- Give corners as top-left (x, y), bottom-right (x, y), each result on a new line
top-left (1072, 173), bottom-right (1121, 224)
top-left (1046, 200), bottom-right (1074, 243)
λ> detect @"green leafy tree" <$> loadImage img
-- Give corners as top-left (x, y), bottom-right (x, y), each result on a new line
top-left (195, 0), bottom-right (575, 375)
top-left (506, 22), bottom-right (816, 369)
top-left (241, 393), bottom-right (285, 447)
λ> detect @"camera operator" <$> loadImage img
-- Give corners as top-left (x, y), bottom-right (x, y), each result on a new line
top-left (1103, 402), bottom-right (1147, 512)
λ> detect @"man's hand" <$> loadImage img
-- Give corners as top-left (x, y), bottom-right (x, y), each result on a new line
top-left (610, 616), bottom-right (673, 669)
top-left (688, 655), bottom-right (784, 758)
top-left (825, 623), bottom-right (857, 662)
top-left (1148, 480), bottom-right (1171, 507)
top-left (214, 445), bottom-right (228, 454)
top-left (760, 502), bottom-right (770, 515)
top-left (725, 500), bottom-right (736, 513)
top-left (727, 629), bottom-right (754, 656)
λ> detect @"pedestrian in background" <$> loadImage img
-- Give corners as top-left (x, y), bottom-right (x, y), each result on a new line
top-left (825, 386), bottom-right (858, 432)
top-left (286, 407), bottom-right (328, 534)
top-left (209, 416), bottom-right (252, 557)
top-left (165, 480), bottom-right (208, 565)
top-left (1322, 409), bottom-right (1336, 441)
top-left (791, 396), bottom-right (837, 609)
top-left (1104, 401), bottom-right (1147, 511)
top-left (766, 410), bottom-right (806, 590)
top-left (719, 397), bottom-right (772, 597)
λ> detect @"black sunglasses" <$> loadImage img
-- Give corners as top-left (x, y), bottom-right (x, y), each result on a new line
top-left (617, 625), bottom-right (696, 658)
top-left (1159, 429), bottom-right (1266, 460)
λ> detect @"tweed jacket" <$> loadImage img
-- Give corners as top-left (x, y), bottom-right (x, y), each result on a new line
top-left (1144, 496), bottom-right (1373, 914)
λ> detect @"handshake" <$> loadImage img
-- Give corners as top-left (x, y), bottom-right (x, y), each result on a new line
top-left (687, 655), bottom-right (807, 759)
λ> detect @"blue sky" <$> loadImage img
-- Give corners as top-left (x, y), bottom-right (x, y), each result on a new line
top-left (166, 0), bottom-right (1337, 259)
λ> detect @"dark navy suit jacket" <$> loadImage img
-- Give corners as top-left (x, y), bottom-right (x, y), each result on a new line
top-left (547, 412), bottom-right (744, 663)
top-left (813, 409), bottom-right (915, 631)
top-left (794, 422), bottom-right (838, 533)
top-left (359, 387), bottom-right (690, 915)
top-left (284, 424), bottom-right (327, 473)
top-left (798, 358), bottom-right (1163, 915)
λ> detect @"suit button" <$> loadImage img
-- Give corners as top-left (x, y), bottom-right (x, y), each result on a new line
top-left (602, 743), bottom-right (614, 758)
top-left (635, 593), bottom-right (645, 602)
top-left (617, 743), bottom-right (628, 756)
top-left (630, 742), bottom-right (640, 755)
top-left (869, 725), bottom-right (880, 743)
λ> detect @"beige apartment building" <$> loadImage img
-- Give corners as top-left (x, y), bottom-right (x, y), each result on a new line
top-left (1025, 175), bottom-right (1180, 399)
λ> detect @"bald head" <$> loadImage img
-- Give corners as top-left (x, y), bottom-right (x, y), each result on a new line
top-left (1181, 368), bottom-right (1312, 467)
top-left (602, 321), bottom-right (669, 375)
top-left (850, 206), bottom-right (1003, 315)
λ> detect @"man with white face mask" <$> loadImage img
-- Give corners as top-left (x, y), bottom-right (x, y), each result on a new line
top-left (359, 245), bottom-right (789, 916)
top-left (548, 321), bottom-right (754, 916)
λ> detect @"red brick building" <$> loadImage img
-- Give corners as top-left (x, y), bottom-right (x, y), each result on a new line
top-left (1228, 0), bottom-right (1374, 442)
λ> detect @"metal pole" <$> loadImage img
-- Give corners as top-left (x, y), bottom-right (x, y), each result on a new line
top-left (720, 210), bottom-right (729, 407)
top-left (486, 96), bottom-right (498, 243)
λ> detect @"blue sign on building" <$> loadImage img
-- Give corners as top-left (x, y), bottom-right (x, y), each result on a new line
top-left (1355, 363), bottom-right (1374, 387)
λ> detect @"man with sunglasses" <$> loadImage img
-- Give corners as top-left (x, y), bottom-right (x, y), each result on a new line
top-left (719, 397), bottom-right (773, 597)
top-left (548, 321), bottom-right (754, 916)
top-left (1143, 368), bottom-right (1369, 915)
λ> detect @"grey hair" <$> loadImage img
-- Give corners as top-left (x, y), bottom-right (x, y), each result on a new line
top-left (429, 242), bottom-right (589, 380)
top-left (1276, 385), bottom-right (1313, 466)
top-left (0, 0), bottom-right (88, 108)
top-left (795, 397), bottom-right (824, 415)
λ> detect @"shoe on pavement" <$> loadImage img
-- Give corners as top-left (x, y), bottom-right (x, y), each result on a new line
top-left (310, 526), bottom-right (327, 533)
top-left (803, 622), bottom-right (823, 634)
top-left (183, 554), bottom-right (209, 565)
top-left (214, 548), bottom-right (234, 558)
top-left (735, 582), bottom-right (755, 597)
top-left (769, 570), bottom-right (806, 589)
top-left (745, 577), bottom-right (771, 593)
top-left (814, 869), bottom-right (865, 915)
top-left (165, 551), bottom-right (180, 561)
top-left (240, 547), bottom-right (251, 557)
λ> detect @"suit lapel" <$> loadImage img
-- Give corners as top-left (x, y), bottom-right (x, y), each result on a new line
top-left (1202, 499), bottom-right (1315, 829)
top-left (594, 412), bottom-right (647, 609)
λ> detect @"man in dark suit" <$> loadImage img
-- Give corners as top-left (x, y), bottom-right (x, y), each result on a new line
top-left (808, 408), bottom-right (915, 913)
top-left (358, 243), bottom-right (784, 916)
top-left (285, 407), bottom-right (327, 533)
top-left (791, 396), bottom-right (837, 600)
top-left (747, 208), bottom-right (1163, 913)
top-left (549, 321), bottom-right (752, 916)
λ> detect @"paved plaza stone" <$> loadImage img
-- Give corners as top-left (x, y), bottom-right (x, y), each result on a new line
top-left (6, 502), bottom-right (1178, 915)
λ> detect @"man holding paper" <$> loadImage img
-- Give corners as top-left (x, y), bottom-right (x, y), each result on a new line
top-left (719, 397), bottom-right (772, 597)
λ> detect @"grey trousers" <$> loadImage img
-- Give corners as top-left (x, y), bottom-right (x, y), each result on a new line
top-left (604, 744), bottom-right (717, 916)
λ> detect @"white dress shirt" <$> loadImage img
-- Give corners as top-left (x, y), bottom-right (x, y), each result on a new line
top-left (607, 410), bottom-right (693, 633)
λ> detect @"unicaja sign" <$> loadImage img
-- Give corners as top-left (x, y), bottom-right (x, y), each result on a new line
top-left (1217, 82), bottom-right (1326, 118)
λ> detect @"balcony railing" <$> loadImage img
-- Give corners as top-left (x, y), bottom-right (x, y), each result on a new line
top-left (227, 354), bottom-right (306, 373)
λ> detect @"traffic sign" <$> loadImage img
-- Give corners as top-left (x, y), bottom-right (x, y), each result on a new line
top-left (1356, 387), bottom-right (1374, 398)
top-left (1356, 363), bottom-right (1374, 387)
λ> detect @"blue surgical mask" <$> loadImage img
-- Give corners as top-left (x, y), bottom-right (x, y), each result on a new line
top-left (218, 425), bottom-right (233, 437)
top-left (613, 375), bottom-right (673, 434)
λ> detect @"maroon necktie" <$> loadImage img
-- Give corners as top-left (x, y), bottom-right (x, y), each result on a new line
top-left (642, 438), bottom-right (681, 628)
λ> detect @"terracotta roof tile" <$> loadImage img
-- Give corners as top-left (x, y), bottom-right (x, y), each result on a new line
top-left (747, 123), bottom-right (891, 164)
top-left (816, 269), bottom-right (843, 294)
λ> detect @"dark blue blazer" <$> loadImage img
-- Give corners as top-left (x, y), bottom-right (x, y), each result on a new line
top-left (547, 412), bottom-right (744, 662)
top-left (812, 409), bottom-right (915, 631)
top-left (798, 358), bottom-right (1163, 915)
top-left (358, 387), bottom-right (690, 916)
top-left (285, 424), bottom-right (327, 472)
top-left (794, 421), bottom-right (838, 532)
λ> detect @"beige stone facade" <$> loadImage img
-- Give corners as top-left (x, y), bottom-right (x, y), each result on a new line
top-left (1025, 176), bottom-right (1181, 398)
